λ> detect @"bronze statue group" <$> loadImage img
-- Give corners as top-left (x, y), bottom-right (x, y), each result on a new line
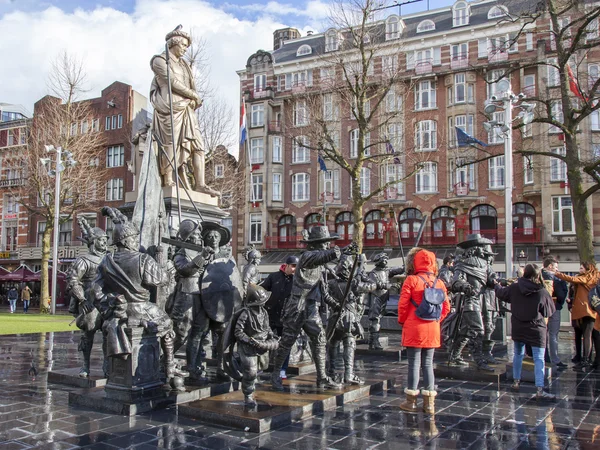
top-left (67, 213), bottom-right (506, 408)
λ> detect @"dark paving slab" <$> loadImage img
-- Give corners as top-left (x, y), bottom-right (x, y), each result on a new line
top-left (48, 367), bottom-right (107, 388)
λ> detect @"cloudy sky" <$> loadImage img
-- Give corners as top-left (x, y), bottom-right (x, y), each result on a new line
top-left (0, 0), bottom-right (455, 150)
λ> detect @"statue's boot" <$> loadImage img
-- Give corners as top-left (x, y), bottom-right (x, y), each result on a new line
top-left (313, 338), bottom-right (342, 389)
top-left (343, 337), bottom-right (363, 385)
top-left (78, 332), bottom-right (93, 378)
top-left (369, 331), bottom-right (384, 350)
top-left (185, 331), bottom-right (205, 381)
top-left (482, 340), bottom-right (497, 364)
top-left (472, 339), bottom-right (495, 372)
top-left (448, 338), bottom-right (470, 367)
top-left (270, 348), bottom-right (288, 391)
top-left (163, 332), bottom-right (189, 380)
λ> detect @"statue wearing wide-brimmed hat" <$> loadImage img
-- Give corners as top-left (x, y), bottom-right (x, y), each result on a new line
top-left (447, 233), bottom-right (499, 372)
top-left (270, 225), bottom-right (358, 391)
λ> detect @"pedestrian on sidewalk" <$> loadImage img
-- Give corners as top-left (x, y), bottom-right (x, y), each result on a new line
top-left (542, 257), bottom-right (568, 370)
top-left (494, 263), bottom-right (556, 400)
top-left (7, 287), bottom-right (18, 313)
top-left (21, 285), bottom-right (32, 313)
top-left (398, 248), bottom-right (450, 414)
top-left (551, 262), bottom-right (600, 371)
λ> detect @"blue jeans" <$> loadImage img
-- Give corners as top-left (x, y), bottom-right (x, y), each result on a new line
top-left (23, 300), bottom-right (29, 313)
top-left (406, 347), bottom-right (435, 391)
top-left (547, 310), bottom-right (561, 364)
top-left (513, 341), bottom-right (545, 387)
top-left (8, 299), bottom-right (16, 313)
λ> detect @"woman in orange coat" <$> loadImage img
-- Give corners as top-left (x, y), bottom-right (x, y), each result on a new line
top-left (398, 248), bottom-right (450, 414)
top-left (551, 262), bottom-right (599, 370)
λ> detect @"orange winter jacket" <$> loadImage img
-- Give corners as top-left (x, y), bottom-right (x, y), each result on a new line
top-left (554, 271), bottom-right (599, 321)
top-left (398, 249), bottom-right (451, 349)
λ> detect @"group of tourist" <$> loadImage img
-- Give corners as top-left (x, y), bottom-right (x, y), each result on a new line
top-left (4, 285), bottom-right (31, 313)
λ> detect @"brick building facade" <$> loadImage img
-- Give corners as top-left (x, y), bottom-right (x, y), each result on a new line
top-left (237, 0), bottom-right (600, 274)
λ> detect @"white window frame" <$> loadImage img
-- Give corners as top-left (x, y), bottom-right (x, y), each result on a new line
top-left (249, 213), bottom-right (262, 243)
top-left (385, 89), bottom-right (402, 112)
top-left (325, 29), bottom-right (339, 52)
top-left (384, 163), bottom-right (405, 196)
top-left (550, 147), bottom-right (567, 182)
top-left (526, 32), bottom-right (534, 51)
top-left (250, 138), bottom-right (264, 164)
top-left (292, 136), bottom-right (310, 163)
top-left (415, 80), bottom-right (436, 110)
top-left (251, 173), bottom-right (263, 201)
top-left (272, 173), bottom-right (282, 201)
top-left (349, 129), bottom-right (371, 158)
top-left (106, 145), bottom-right (125, 168)
top-left (552, 196), bottom-right (575, 234)
top-left (360, 167), bottom-right (371, 197)
top-left (293, 100), bottom-right (308, 126)
top-left (547, 58), bottom-right (560, 87)
top-left (453, 1), bottom-right (469, 27)
top-left (488, 111), bottom-right (506, 144)
top-left (382, 55), bottom-right (398, 78)
top-left (416, 162), bottom-right (438, 194)
top-left (488, 156), bottom-right (505, 188)
top-left (417, 20), bottom-right (435, 33)
top-left (524, 156), bottom-right (534, 185)
top-left (92, 118), bottom-right (99, 132)
top-left (272, 136), bottom-right (282, 163)
top-left (415, 120), bottom-right (437, 151)
top-left (215, 164), bottom-right (224, 178)
top-left (251, 104), bottom-right (264, 127)
top-left (451, 158), bottom-right (476, 191)
top-left (488, 5), bottom-right (508, 19)
top-left (454, 73), bottom-right (467, 103)
top-left (296, 45), bottom-right (312, 56)
top-left (254, 73), bottom-right (266, 93)
top-left (386, 15), bottom-right (400, 40)
top-left (323, 169), bottom-right (340, 199)
top-left (523, 74), bottom-right (536, 97)
top-left (292, 173), bottom-right (310, 201)
top-left (550, 101), bottom-right (563, 134)
top-left (106, 178), bottom-right (124, 201)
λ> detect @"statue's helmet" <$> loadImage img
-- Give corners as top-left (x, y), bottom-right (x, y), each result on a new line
top-left (372, 252), bottom-right (389, 265)
top-left (245, 245), bottom-right (262, 262)
top-left (78, 217), bottom-right (107, 246)
top-left (245, 284), bottom-right (271, 307)
top-left (101, 206), bottom-right (138, 245)
top-left (178, 219), bottom-right (201, 242)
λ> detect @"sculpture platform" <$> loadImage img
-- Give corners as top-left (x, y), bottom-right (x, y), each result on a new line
top-left (433, 362), bottom-right (506, 383)
top-left (69, 377), bottom-right (241, 416)
top-left (178, 374), bottom-right (396, 433)
top-left (505, 361), bottom-right (552, 383)
top-left (48, 367), bottom-right (107, 388)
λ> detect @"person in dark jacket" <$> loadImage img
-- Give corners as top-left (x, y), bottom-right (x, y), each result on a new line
top-left (438, 255), bottom-right (454, 290)
top-left (495, 263), bottom-right (556, 400)
top-left (542, 256), bottom-right (569, 369)
top-left (261, 255), bottom-right (297, 379)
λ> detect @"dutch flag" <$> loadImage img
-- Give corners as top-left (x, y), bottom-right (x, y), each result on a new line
top-left (239, 98), bottom-right (247, 145)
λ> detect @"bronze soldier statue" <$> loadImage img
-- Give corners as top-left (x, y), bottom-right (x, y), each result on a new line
top-left (481, 244), bottom-right (500, 364)
top-left (233, 284), bottom-right (279, 407)
top-left (326, 255), bottom-right (378, 385)
top-left (242, 246), bottom-right (262, 295)
top-left (270, 226), bottom-right (357, 391)
top-left (94, 207), bottom-right (188, 387)
top-left (448, 234), bottom-right (498, 372)
top-left (67, 217), bottom-right (108, 378)
top-left (170, 219), bottom-right (214, 381)
top-left (367, 252), bottom-right (404, 350)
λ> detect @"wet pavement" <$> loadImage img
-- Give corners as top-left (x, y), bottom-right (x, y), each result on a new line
top-left (1, 330), bottom-right (599, 449)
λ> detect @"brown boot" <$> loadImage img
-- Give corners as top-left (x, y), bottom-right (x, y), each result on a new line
top-left (399, 388), bottom-right (420, 413)
top-left (422, 389), bottom-right (437, 414)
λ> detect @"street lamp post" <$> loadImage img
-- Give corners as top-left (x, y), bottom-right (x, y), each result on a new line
top-left (484, 80), bottom-right (534, 279)
top-left (41, 145), bottom-right (76, 315)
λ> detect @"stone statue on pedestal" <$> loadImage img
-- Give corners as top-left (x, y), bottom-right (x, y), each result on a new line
top-left (150, 26), bottom-right (217, 196)
top-left (94, 207), bottom-right (188, 390)
top-left (67, 217), bottom-right (108, 378)
top-left (367, 252), bottom-right (404, 350)
top-left (448, 234), bottom-right (498, 372)
top-left (242, 246), bottom-right (262, 295)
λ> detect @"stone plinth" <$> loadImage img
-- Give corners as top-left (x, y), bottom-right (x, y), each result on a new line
top-left (505, 361), bottom-right (552, 383)
top-left (433, 362), bottom-right (506, 383)
top-left (178, 374), bottom-right (396, 433)
top-left (48, 368), bottom-right (107, 388)
top-left (104, 327), bottom-right (163, 403)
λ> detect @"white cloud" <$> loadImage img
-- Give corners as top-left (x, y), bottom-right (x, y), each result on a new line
top-left (0, 0), bottom-right (323, 154)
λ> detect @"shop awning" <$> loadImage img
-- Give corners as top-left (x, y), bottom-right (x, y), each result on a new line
top-left (0, 265), bottom-right (36, 282)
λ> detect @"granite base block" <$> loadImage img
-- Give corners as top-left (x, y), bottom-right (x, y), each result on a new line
top-left (355, 345), bottom-right (403, 361)
top-left (434, 362), bottom-right (507, 383)
top-left (69, 379), bottom-right (241, 416)
top-left (505, 362), bottom-right (552, 383)
top-left (356, 336), bottom-right (389, 348)
top-left (178, 374), bottom-right (396, 433)
top-left (48, 367), bottom-right (107, 388)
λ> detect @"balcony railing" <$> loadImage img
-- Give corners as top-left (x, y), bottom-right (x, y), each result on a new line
top-left (513, 227), bottom-right (542, 243)
top-left (451, 54), bottom-right (469, 70)
top-left (269, 121), bottom-right (282, 132)
top-left (251, 87), bottom-right (273, 100)
top-left (415, 60), bottom-right (433, 75)
top-left (488, 51), bottom-right (508, 63)
top-left (0, 178), bottom-right (25, 188)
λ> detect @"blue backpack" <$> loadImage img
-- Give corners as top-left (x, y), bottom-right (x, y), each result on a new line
top-left (411, 274), bottom-right (445, 321)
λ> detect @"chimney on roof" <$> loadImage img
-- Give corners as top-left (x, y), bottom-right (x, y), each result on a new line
top-left (273, 27), bottom-right (301, 50)
top-left (307, 31), bottom-right (313, 36)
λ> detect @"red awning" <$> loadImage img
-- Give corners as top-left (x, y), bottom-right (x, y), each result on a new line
top-left (0, 265), bottom-right (35, 282)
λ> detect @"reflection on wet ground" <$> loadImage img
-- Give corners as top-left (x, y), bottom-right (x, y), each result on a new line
top-left (1, 331), bottom-right (599, 449)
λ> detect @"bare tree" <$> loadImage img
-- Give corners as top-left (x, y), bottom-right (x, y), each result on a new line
top-left (284, 0), bottom-right (425, 250)
top-left (205, 145), bottom-right (246, 209)
top-left (468, 0), bottom-right (600, 263)
top-left (13, 52), bottom-right (107, 312)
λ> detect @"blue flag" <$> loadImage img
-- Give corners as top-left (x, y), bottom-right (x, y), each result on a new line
top-left (318, 154), bottom-right (328, 171)
top-left (455, 127), bottom-right (487, 147)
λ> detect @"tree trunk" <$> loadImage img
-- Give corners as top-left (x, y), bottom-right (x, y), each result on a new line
top-left (568, 172), bottom-right (595, 264)
top-left (351, 187), bottom-right (365, 252)
top-left (40, 225), bottom-right (53, 313)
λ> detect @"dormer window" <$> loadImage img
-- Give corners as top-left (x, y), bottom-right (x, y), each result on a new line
top-left (453, 1), bottom-right (470, 27)
top-left (488, 5), bottom-right (508, 19)
top-left (325, 29), bottom-right (340, 52)
top-left (297, 44), bottom-right (312, 56)
top-left (417, 20), bottom-right (435, 33)
top-left (386, 15), bottom-right (400, 40)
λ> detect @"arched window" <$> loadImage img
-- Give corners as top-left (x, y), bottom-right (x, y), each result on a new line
top-left (278, 215), bottom-right (296, 244)
top-left (386, 15), bottom-right (400, 40)
top-left (304, 213), bottom-right (323, 231)
top-left (325, 29), bottom-right (340, 52)
top-left (364, 210), bottom-right (385, 244)
top-left (432, 207), bottom-right (456, 243)
top-left (398, 208), bottom-right (423, 241)
top-left (297, 44), bottom-right (312, 56)
top-left (417, 20), bottom-right (435, 33)
top-left (488, 6), bottom-right (508, 19)
top-left (335, 212), bottom-right (354, 242)
top-left (513, 202), bottom-right (536, 240)
top-left (470, 204), bottom-right (497, 242)
top-left (453, 1), bottom-right (469, 27)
